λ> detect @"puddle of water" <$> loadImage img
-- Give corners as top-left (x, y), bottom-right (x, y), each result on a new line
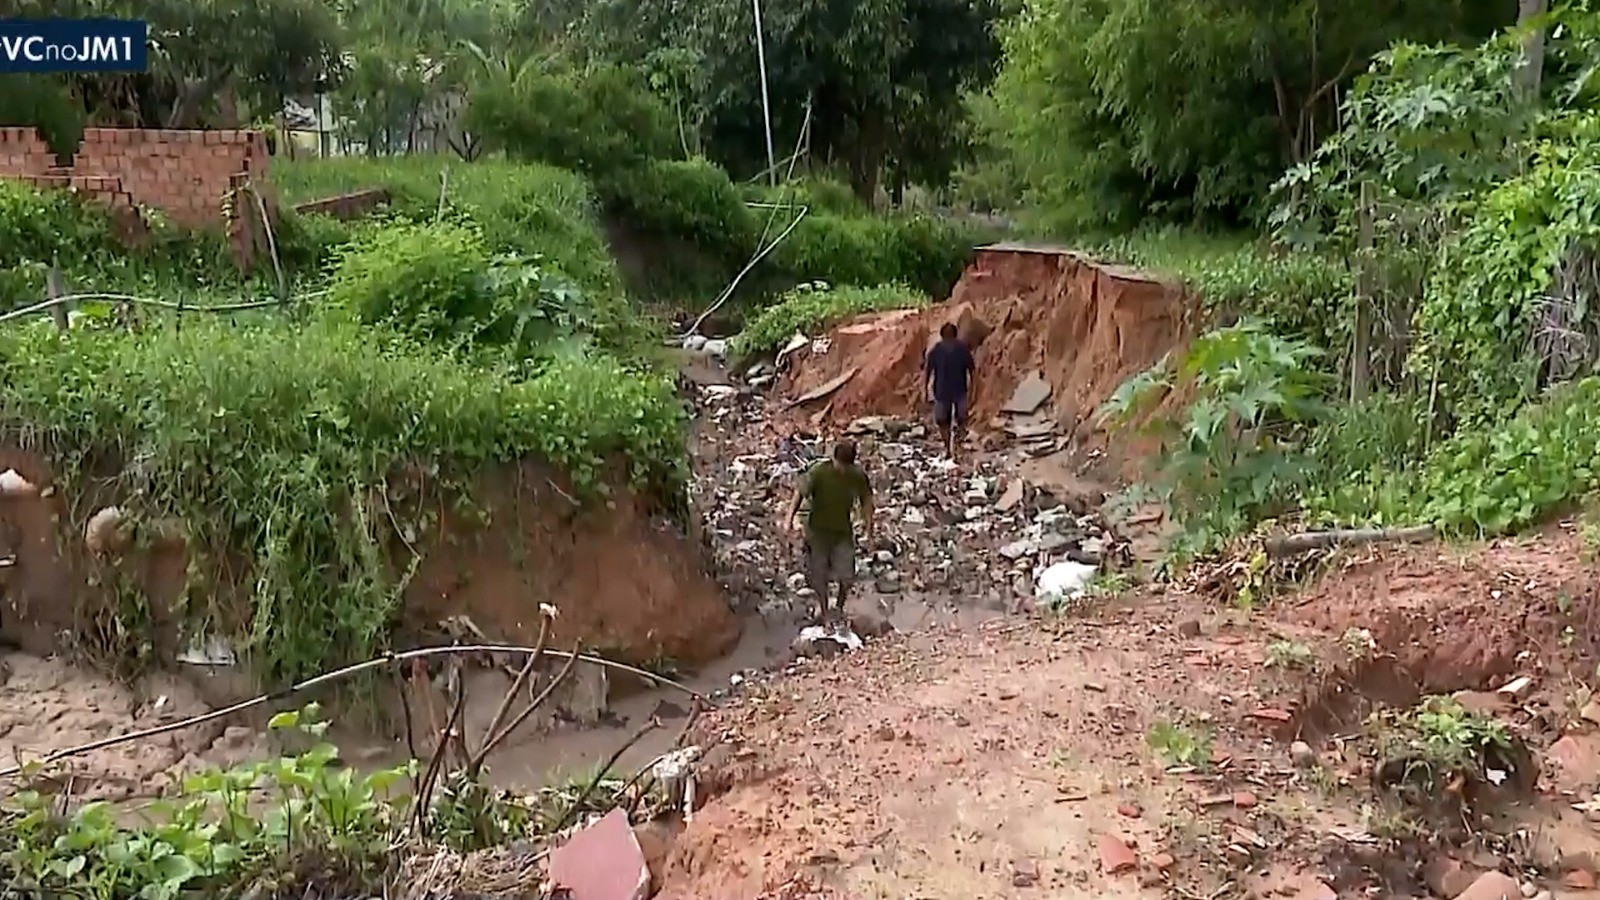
top-left (339, 593), bottom-right (1004, 792)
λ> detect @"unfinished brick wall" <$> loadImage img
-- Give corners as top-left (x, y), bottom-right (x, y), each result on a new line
top-left (0, 126), bottom-right (274, 267)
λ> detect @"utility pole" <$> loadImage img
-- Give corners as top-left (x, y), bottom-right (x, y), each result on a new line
top-left (752, 0), bottom-right (777, 185)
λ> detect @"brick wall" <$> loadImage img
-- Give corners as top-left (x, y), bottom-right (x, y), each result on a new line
top-left (292, 188), bottom-right (390, 220)
top-left (0, 127), bottom-right (274, 268)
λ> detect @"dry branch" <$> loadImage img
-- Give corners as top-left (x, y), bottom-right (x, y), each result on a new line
top-left (0, 643), bottom-right (706, 780)
top-left (1263, 525), bottom-right (1435, 559)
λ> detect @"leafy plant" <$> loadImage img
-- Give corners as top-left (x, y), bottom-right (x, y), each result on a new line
top-left (1147, 720), bottom-right (1212, 768)
top-left (1101, 321), bottom-right (1331, 559)
top-left (326, 220), bottom-right (606, 361)
top-left (0, 705), bottom-right (413, 900)
top-left (1265, 640), bottom-right (1315, 670)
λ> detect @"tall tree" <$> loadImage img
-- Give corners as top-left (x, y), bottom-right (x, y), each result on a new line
top-left (598, 0), bottom-right (1006, 205)
top-left (989, 0), bottom-right (1512, 230)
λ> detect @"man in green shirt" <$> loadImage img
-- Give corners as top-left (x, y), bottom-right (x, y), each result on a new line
top-left (785, 440), bottom-right (874, 633)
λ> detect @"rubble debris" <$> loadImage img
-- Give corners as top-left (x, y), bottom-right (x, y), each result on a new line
top-left (788, 367), bottom-right (859, 408)
top-left (1452, 871), bottom-right (1521, 900)
top-left (1002, 371), bottom-right (1053, 415)
top-left (688, 381), bottom-right (1125, 635)
top-left (775, 332), bottom-right (810, 369)
top-left (1035, 560), bottom-right (1099, 606)
top-left (1098, 834), bottom-right (1137, 875)
top-left (792, 626), bottom-right (864, 657)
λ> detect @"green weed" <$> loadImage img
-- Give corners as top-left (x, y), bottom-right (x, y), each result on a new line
top-left (1265, 640), bottom-right (1315, 670)
top-left (1147, 720), bottom-right (1212, 768)
top-left (731, 281), bottom-right (928, 359)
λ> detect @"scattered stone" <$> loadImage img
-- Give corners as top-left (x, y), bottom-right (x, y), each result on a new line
top-left (549, 809), bottom-right (651, 900)
top-left (1117, 801), bottom-right (1142, 818)
top-left (1300, 883), bottom-right (1338, 900)
top-left (1232, 791), bottom-right (1258, 809)
top-left (1426, 855), bottom-right (1482, 899)
top-left (1098, 834), bottom-right (1138, 875)
top-left (1150, 852), bottom-right (1175, 871)
top-left (1548, 735), bottom-right (1600, 790)
top-left (1495, 675), bottom-right (1535, 699)
top-left (995, 480), bottom-right (1025, 512)
top-left (1250, 708), bottom-right (1293, 723)
top-left (1290, 740), bottom-right (1316, 768)
top-left (1452, 872), bottom-right (1524, 900)
top-left (1011, 859), bottom-right (1040, 888)
top-left (1565, 868), bottom-right (1597, 890)
top-left (1176, 619), bottom-right (1202, 638)
top-left (1002, 371), bottom-right (1053, 415)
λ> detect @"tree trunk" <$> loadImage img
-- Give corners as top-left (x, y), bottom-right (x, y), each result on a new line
top-left (845, 118), bottom-right (887, 209)
top-left (1516, 0), bottom-right (1548, 101)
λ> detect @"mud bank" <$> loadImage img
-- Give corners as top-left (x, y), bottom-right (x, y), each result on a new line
top-left (782, 244), bottom-right (1191, 464)
top-left (0, 447), bottom-right (739, 678)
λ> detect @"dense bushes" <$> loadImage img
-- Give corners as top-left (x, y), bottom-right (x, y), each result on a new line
top-left (0, 317), bottom-right (685, 685)
top-left (274, 157), bottom-right (625, 301)
top-left (0, 181), bottom-right (252, 310)
top-left (325, 220), bottom-right (639, 358)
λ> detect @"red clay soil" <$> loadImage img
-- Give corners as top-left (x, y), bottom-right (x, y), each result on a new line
top-left (658, 530), bottom-right (1600, 900)
top-left (0, 448), bottom-right (738, 674)
top-left (782, 247), bottom-right (1192, 459)
top-left (1275, 527), bottom-right (1600, 739)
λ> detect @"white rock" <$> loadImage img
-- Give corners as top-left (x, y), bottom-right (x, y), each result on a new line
top-left (703, 338), bottom-right (729, 358)
top-left (682, 334), bottom-right (709, 351)
top-left (999, 540), bottom-right (1037, 561)
top-left (1035, 560), bottom-right (1098, 601)
top-left (84, 506), bottom-right (127, 556)
top-left (0, 468), bottom-right (37, 497)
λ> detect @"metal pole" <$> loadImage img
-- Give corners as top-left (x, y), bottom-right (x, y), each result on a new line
top-left (752, 0), bottom-right (777, 186)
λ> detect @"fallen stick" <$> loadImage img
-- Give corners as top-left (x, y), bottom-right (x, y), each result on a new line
top-left (1263, 525), bottom-right (1435, 559)
top-left (0, 644), bottom-right (707, 780)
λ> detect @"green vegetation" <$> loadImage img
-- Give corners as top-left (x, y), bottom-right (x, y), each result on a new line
top-left (274, 156), bottom-right (625, 302)
top-left (0, 314), bottom-right (682, 685)
top-left (730, 282), bottom-right (929, 358)
top-left (1087, 8), bottom-right (1600, 562)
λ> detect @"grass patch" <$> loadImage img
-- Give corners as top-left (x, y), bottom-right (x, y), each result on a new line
top-left (0, 180), bottom-right (266, 311)
top-left (730, 281), bottom-right (928, 359)
top-left (274, 156), bottom-right (624, 301)
top-left (0, 316), bottom-right (685, 687)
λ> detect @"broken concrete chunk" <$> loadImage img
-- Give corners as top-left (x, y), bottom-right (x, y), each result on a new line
top-left (1451, 871), bottom-right (1522, 900)
top-left (1002, 371), bottom-right (1053, 415)
top-left (994, 480), bottom-right (1025, 512)
top-left (549, 808), bottom-right (651, 900)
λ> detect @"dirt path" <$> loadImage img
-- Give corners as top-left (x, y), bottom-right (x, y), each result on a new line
top-left (658, 528), bottom-right (1600, 900)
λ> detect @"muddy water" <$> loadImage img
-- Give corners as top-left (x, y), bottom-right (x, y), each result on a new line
top-left (384, 594), bottom-right (1002, 792)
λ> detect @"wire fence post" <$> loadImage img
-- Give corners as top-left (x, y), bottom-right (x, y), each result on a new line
top-left (46, 259), bottom-right (67, 333)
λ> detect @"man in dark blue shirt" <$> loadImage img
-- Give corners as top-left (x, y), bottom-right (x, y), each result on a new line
top-left (924, 322), bottom-right (976, 463)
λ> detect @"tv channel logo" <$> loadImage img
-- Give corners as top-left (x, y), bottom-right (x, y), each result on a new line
top-left (0, 19), bottom-right (147, 73)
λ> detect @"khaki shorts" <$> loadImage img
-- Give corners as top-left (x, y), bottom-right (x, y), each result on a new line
top-left (805, 534), bottom-right (856, 591)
